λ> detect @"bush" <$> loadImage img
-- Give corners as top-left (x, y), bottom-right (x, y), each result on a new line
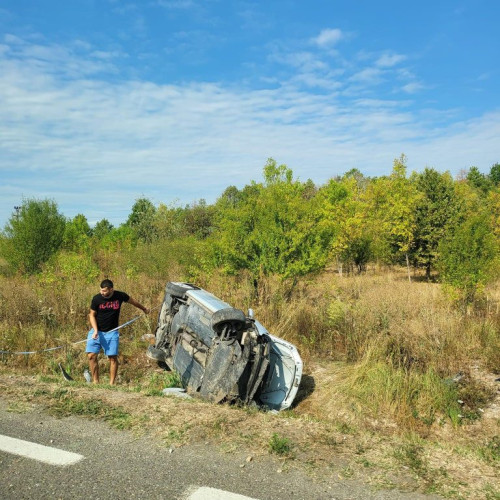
top-left (1, 199), bottom-right (65, 274)
top-left (438, 213), bottom-right (499, 305)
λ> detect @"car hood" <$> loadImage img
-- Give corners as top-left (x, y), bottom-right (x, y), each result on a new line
top-left (253, 320), bottom-right (303, 411)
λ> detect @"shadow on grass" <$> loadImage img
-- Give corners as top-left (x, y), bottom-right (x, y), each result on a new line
top-left (293, 374), bottom-right (315, 406)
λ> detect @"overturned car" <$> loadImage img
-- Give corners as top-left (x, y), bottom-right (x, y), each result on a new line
top-left (147, 282), bottom-right (303, 411)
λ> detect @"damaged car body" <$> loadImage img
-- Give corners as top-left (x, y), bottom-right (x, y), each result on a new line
top-left (147, 282), bottom-right (303, 411)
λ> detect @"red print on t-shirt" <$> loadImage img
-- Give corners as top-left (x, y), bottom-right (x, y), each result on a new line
top-left (99, 300), bottom-right (120, 310)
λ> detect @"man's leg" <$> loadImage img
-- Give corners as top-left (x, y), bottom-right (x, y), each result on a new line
top-left (87, 352), bottom-right (99, 383)
top-left (109, 355), bottom-right (118, 385)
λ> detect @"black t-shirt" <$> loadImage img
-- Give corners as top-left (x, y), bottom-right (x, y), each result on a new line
top-left (90, 290), bottom-right (130, 332)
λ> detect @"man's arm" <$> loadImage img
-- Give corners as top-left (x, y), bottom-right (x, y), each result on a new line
top-left (127, 297), bottom-right (150, 314)
top-left (89, 309), bottom-right (99, 339)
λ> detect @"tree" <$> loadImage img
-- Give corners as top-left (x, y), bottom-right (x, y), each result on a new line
top-left (92, 219), bottom-right (114, 240)
top-left (1, 198), bottom-right (66, 273)
top-left (466, 166), bottom-right (491, 194)
top-left (62, 214), bottom-right (91, 252)
top-left (211, 160), bottom-right (329, 281)
top-left (153, 203), bottom-right (185, 240)
top-left (486, 187), bottom-right (500, 240)
top-left (343, 168), bottom-right (371, 191)
top-left (126, 198), bottom-right (157, 243)
top-left (263, 157), bottom-right (293, 184)
top-left (217, 186), bottom-right (243, 209)
top-left (364, 155), bottom-right (421, 279)
top-left (341, 236), bottom-right (372, 273)
top-left (183, 199), bottom-right (215, 239)
top-left (489, 163), bottom-right (500, 186)
top-left (410, 169), bottom-right (460, 279)
top-left (316, 176), bottom-right (365, 274)
top-left (438, 212), bottom-right (499, 304)
top-left (97, 224), bottom-right (136, 252)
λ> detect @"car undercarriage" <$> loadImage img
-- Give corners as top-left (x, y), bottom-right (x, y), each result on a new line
top-left (147, 282), bottom-right (303, 411)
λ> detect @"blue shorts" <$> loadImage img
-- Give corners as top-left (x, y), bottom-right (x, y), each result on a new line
top-left (85, 330), bottom-right (119, 356)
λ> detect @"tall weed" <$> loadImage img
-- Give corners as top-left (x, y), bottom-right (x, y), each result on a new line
top-left (1, 263), bottom-right (498, 434)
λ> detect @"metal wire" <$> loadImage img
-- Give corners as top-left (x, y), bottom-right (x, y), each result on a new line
top-left (0, 304), bottom-right (160, 356)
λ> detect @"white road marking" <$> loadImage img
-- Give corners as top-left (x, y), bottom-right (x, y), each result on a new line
top-left (0, 434), bottom-right (84, 466)
top-left (187, 487), bottom-right (259, 500)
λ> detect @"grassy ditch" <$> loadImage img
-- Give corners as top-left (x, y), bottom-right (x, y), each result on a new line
top-left (1, 372), bottom-right (499, 500)
top-left (1, 266), bottom-right (499, 498)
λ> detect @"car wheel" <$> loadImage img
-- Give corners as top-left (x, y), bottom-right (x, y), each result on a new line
top-left (211, 307), bottom-right (247, 329)
top-left (155, 302), bottom-right (172, 349)
top-left (166, 282), bottom-right (199, 298)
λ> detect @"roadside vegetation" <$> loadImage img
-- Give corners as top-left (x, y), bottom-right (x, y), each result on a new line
top-left (1, 156), bottom-right (499, 499)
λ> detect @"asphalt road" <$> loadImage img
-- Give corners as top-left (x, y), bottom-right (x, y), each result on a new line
top-left (0, 399), bottom-right (441, 500)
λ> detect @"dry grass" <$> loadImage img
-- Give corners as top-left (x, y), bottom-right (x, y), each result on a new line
top-left (0, 363), bottom-right (498, 499)
top-left (1, 264), bottom-right (499, 498)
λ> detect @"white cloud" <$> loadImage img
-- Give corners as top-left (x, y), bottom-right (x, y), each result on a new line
top-left (272, 50), bottom-right (327, 72)
top-left (3, 34), bottom-right (118, 78)
top-left (401, 82), bottom-right (425, 94)
top-left (349, 67), bottom-right (384, 84)
top-left (4, 33), bottom-right (25, 45)
top-left (312, 28), bottom-right (343, 48)
top-left (376, 53), bottom-right (406, 68)
top-left (0, 36), bottom-right (498, 227)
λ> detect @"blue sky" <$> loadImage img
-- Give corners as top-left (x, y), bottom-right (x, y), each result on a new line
top-left (1, 1), bottom-right (499, 227)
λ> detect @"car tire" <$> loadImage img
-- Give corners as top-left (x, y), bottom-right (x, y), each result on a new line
top-left (165, 282), bottom-right (199, 298)
top-left (155, 302), bottom-right (172, 349)
top-left (211, 307), bottom-right (247, 329)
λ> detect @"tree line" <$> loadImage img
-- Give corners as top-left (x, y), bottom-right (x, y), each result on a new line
top-left (2, 156), bottom-right (499, 304)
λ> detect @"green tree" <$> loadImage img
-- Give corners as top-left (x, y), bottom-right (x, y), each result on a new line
top-left (99, 224), bottom-right (136, 251)
top-left (438, 212), bottom-right (499, 304)
top-left (486, 187), bottom-right (500, 240)
top-left (153, 203), bottom-right (185, 240)
top-left (263, 158), bottom-right (293, 184)
top-left (1, 198), bottom-right (66, 273)
top-left (211, 159), bottom-right (329, 280)
top-left (62, 214), bottom-right (91, 252)
top-left (126, 197), bottom-right (157, 243)
top-left (183, 199), bottom-right (215, 239)
top-left (92, 219), bottom-right (114, 240)
top-left (343, 168), bottom-right (371, 191)
top-left (316, 175), bottom-right (365, 274)
top-left (466, 166), bottom-right (491, 194)
top-left (217, 186), bottom-right (244, 209)
top-left (364, 155), bottom-right (421, 279)
top-left (489, 163), bottom-right (500, 186)
top-left (342, 236), bottom-right (372, 273)
top-left (411, 169), bottom-right (460, 279)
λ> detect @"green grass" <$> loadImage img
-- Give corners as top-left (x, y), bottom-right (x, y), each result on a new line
top-left (6, 401), bottom-right (31, 414)
top-left (1, 267), bottom-right (499, 500)
top-left (478, 436), bottom-right (500, 464)
top-left (45, 388), bottom-right (134, 429)
top-left (393, 435), bottom-right (450, 494)
top-left (162, 423), bottom-right (192, 445)
top-left (142, 370), bottom-right (183, 396)
top-left (483, 483), bottom-right (500, 500)
top-left (393, 441), bottom-right (426, 475)
top-left (268, 432), bottom-right (293, 456)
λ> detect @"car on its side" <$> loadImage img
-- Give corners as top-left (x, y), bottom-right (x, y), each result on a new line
top-left (147, 282), bottom-right (303, 411)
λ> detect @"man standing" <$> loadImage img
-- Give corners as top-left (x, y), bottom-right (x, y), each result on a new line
top-left (86, 279), bottom-right (149, 384)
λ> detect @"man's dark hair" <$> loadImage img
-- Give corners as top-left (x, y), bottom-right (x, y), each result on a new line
top-left (100, 279), bottom-right (114, 289)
